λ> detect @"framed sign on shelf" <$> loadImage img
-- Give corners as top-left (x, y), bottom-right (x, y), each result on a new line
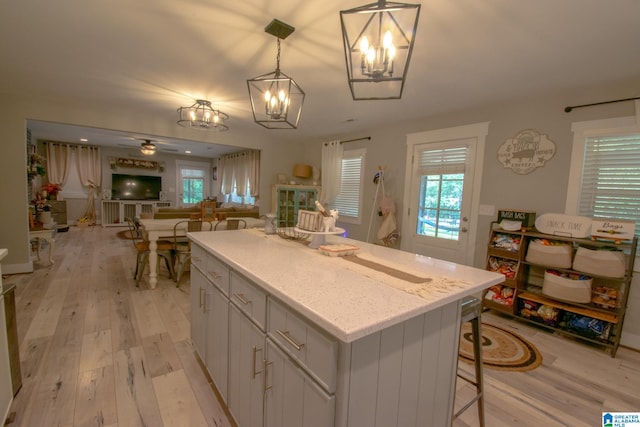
top-left (116, 158), bottom-right (158, 169)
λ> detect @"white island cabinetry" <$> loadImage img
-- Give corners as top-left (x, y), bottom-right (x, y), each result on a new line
top-left (189, 230), bottom-right (503, 427)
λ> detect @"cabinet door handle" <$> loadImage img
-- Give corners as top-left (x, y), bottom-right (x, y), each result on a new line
top-left (233, 292), bottom-right (251, 305)
top-left (203, 292), bottom-right (210, 313)
top-left (199, 288), bottom-right (205, 310)
top-left (276, 329), bottom-right (305, 351)
top-left (263, 359), bottom-right (273, 394)
top-left (252, 346), bottom-right (263, 379)
top-left (208, 270), bottom-right (222, 280)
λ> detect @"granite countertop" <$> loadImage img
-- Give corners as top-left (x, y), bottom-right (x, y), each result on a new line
top-left (189, 230), bottom-right (503, 342)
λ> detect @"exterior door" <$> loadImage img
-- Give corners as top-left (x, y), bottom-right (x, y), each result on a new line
top-left (176, 160), bottom-right (211, 207)
top-left (402, 123), bottom-right (489, 265)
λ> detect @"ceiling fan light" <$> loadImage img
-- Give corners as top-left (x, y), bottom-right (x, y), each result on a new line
top-left (140, 141), bottom-right (156, 155)
top-left (177, 99), bottom-right (229, 131)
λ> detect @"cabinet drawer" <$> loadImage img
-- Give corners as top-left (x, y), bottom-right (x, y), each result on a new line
top-left (190, 244), bottom-right (207, 271)
top-left (205, 254), bottom-right (230, 295)
top-left (230, 271), bottom-right (267, 330)
top-left (191, 245), bottom-right (230, 295)
top-left (268, 298), bottom-right (338, 393)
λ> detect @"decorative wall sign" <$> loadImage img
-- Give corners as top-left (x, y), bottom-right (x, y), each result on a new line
top-left (497, 129), bottom-right (556, 175)
top-left (535, 213), bottom-right (592, 238)
top-left (117, 157), bottom-right (158, 169)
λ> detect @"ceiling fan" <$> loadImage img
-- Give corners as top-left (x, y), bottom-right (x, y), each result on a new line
top-left (116, 137), bottom-right (179, 155)
top-left (140, 139), bottom-right (156, 155)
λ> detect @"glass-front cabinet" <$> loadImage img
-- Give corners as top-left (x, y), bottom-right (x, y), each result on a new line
top-left (272, 185), bottom-right (320, 227)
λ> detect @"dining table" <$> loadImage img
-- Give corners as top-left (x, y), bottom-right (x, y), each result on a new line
top-left (138, 217), bottom-right (264, 288)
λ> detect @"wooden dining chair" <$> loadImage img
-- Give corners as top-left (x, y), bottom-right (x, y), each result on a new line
top-left (126, 218), bottom-right (175, 286)
top-left (214, 218), bottom-right (247, 231)
top-left (200, 200), bottom-right (217, 221)
top-left (172, 219), bottom-right (213, 286)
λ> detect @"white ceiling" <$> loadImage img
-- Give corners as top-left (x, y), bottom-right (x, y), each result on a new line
top-left (2, 1), bottom-right (640, 157)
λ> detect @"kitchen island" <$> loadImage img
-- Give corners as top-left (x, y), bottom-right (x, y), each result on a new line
top-left (189, 229), bottom-right (503, 427)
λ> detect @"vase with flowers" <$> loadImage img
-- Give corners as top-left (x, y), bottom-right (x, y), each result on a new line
top-left (42, 183), bottom-right (62, 200)
top-left (32, 193), bottom-right (52, 224)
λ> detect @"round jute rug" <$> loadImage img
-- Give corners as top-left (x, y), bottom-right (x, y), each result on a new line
top-left (458, 322), bottom-right (543, 372)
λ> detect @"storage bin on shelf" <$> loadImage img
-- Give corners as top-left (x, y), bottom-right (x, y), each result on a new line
top-left (484, 284), bottom-right (514, 306)
top-left (542, 270), bottom-right (592, 303)
top-left (490, 232), bottom-right (521, 252)
top-left (563, 312), bottom-right (611, 342)
top-left (591, 286), bottom-right (619, 309)
top-left (487, 256), bottom-right (518, 280)
top-left (572, 246), bottom-right (626, 278)
top-left (519, 298), bottom-right (562, 326)
top-left (525, 239), bottom-right (574, 268)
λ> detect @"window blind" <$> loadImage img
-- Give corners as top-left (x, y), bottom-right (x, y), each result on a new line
top-left (417, 146), bottom-right (467, 175)
top-left (579, 134), bottom-right (640, 239)
top-left (334, 153), bottom-right (364, 218)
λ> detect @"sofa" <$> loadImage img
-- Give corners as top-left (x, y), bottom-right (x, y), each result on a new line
top-left (153, 202), bottom-right (260, 220)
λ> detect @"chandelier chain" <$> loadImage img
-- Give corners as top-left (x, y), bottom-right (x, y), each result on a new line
top-left (275, 38), bottom-right (282, 74)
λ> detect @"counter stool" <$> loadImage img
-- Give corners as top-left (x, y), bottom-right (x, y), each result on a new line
top-left (453, 296), bottom-right (484, 426)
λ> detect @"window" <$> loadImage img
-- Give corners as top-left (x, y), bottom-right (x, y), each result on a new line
top-left (229, 182), bottom-right (256, 205)
top-left (567, 116), bottom-right (640, 243)
top-left (176, 160), bottom-right (210, 206)
top-left (333, 149), bottom-right (365, 223)
top-left (416, 145), bottom-right (467, 241)
top-left (182, 168), bottom-right (205, 204)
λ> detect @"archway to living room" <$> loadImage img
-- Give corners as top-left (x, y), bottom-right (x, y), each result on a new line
top-left (26, 120), bottom-right (250, 228)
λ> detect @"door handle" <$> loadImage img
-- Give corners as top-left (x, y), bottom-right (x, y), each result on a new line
top-left (252, 346), bottom-right (263, 379)
top-left (263, 359), bottom-right (273, 394)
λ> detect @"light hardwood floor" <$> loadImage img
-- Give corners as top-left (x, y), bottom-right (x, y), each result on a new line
top-left (3, 226), bottom-right (640, 426)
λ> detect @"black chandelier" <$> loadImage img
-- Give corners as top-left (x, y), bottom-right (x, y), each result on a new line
top-left (247, 19), bottom-right (305, 129)
top-left (340, 0), bottom-right (421, 100)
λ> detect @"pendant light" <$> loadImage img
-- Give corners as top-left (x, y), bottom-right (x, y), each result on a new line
top-left (340, 0), bottom-right (421, 100)
top-left (247, 19), bottom-right (305, 129)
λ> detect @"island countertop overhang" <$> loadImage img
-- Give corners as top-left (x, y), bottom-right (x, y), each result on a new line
top-left (189, 230), bottom-right (504, 342)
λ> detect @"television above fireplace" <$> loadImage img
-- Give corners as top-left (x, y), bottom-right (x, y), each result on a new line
top-left (111, 174), bottom-right (162, 200)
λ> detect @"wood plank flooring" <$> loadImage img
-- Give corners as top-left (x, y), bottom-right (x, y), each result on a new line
top-left (5, 226), bottom-right (232, 427)
top-left (3, 226), bottom-right (639, 426)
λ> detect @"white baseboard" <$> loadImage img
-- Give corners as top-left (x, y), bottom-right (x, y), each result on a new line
top-left (2, 261), bottom-right (33, 275)
top-left (621, 331), bottom-right (640, 351)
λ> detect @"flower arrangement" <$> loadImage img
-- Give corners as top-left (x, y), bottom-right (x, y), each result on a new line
top-left (42, 183), bottom-right (62, 199)
top-left (32, 193), bottom-right (50, 212)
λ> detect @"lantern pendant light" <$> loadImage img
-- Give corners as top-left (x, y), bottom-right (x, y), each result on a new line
top-left (247, 19), bottom-right (305, 129)
top-left (340, 0), bottom-right (421, 100)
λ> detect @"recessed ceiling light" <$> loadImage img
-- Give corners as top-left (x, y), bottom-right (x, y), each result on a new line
top-left (185, 150), bottom-right (191, 154)
top-left (80, 138), bottom-right (88, 142)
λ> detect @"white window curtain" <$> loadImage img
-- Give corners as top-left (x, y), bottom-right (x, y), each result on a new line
top-left (321, 140), bottom-right (343, 205)
top-left (218, 150), bottom-right (260, 198)
top-left (45, 142), bottom-right (71, 186)
top-left (76, 145), bottom-right (102, 224)
top-left (248, 150), bottom-right (260, 198)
